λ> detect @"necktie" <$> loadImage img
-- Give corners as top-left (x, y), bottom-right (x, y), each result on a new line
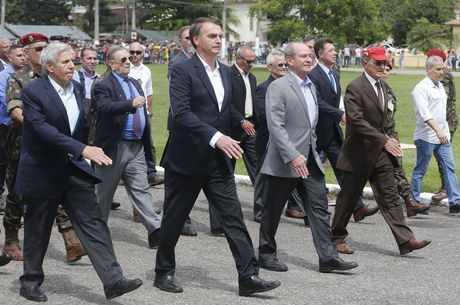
top-left (124, 78), bottom-right (142, 137)
top-left (328, 70), bottom-right (336, 93)
top-left (375, 81), bottom-right (384, 110)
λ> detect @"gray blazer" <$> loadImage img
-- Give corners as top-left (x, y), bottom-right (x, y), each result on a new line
top-left (261, 72), bottom-right (324, 178)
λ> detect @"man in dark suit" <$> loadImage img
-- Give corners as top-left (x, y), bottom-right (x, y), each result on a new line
top-left (253, 49), bottom-right (306, 222)
top-left (93, 46), bottom-right (161, 249)
top-left (16, 42), bottom-right (142, 302)
top-left (167, 26), bottom-right (192, 80)
top-left (154, 17), bottom-right (280, 296)
top-left (230, 44), bottom-right (257, 183)
top-left (258, 41), bottom-right (358, 274)
top-left (309, 38), bottom-right (378, 241)
top-left (331, 47), bottom-right (431, 255)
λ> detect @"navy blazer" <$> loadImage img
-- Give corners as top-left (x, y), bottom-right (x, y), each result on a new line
top-left (308, 64), bottom-right (344, 147)
top-left (15, 77), bottom-right (100, 200)
top-left (92, 73), bottom-right (153, 160)
top-left (254, 75), bottom-right (275, 158)
top-left (230, 64), bottom-right (257, 134)
top-left (161, 53), bottom-right (233, 175)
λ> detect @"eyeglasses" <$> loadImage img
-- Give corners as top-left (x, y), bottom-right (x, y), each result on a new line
top-left (182, 36), bottom-right (190, 40)
top-left (241, 57), bottom-right (255, 65)
top-left (130, 50), bottom-right (142, 55)
top-left (275, 63), bottom-right (288, 68)
top-left (29, 45), bottom-right (46, 52)
top-left (118, 56), bottom-right (133, 64)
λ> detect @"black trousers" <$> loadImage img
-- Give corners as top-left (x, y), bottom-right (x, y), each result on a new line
top-left (155, 167), bottom-right (259, 281)
top-left (20, 170), bottom-right (123, 289)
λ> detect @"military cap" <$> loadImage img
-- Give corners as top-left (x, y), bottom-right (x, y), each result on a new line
top-left (426, 49), bottom-right (446, 61)
top-left (19, 33), bottom-right (49, 47)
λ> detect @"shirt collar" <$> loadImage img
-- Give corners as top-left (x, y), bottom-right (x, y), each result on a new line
top-left (48, 75), bottom-right (73, 95)
top-left (317, 61), bottom-right (333, 75)
top-left (80, 66), bottom-right (99, 79)
top-left (112, 71), bottom-right (128, 82)
top-left (425, 76), bottom-right (442, 89)
top-left (289, 70), bottom-right (312, 87)
top-left (196, 52), bottom-right (220, 72)
top-left (364, 71), bottom-right (379, 86)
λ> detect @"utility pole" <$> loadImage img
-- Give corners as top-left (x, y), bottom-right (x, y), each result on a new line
top-left (94, 0), bottom-right (100, 42)
top-left (132, 0), bottom-right (136, 30)
top-left (1, 0), bottom-right (5, 26)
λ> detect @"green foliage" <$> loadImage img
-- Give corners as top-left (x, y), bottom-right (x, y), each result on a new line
top-left (390, 0), bottom-right (456, 46)
top-left (6, 0), bottom-right (72, 25)
top-left (407, 18), bottom-right (449, 53)
top-left (253, 0), bottom-right (388, 45)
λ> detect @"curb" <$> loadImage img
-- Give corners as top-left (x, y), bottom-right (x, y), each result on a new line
top-left (156, 167), bottom-right (448, 207)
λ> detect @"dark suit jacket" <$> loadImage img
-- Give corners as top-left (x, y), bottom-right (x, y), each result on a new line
top-left (92, 73), bottom-right (153, 160)
top-left (15, 77), bottom-right (100, 200)
top-left (308, 64), bottom-right (343, 147)
top-left (254, 75), bottom-right (275, 158)
top-left (167, 49), bottom-right (189, 79)
top-left (161, 53), bottom-right (233, 175)
top-left (337, 73), bottom-right (392, 174)
top-left (230, 64), bottom-right (257, 136)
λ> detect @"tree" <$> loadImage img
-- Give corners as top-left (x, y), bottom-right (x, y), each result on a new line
top-left (5, 0), bottom-right (72, 25)
top-left (252, 0), bottom-right (389, 46)
top-left (407, 18), bottom-right (449, 53)
top-left (390, 0), bottom-right (456, 46)
top-left (73, 0), bottom-right (118, 36)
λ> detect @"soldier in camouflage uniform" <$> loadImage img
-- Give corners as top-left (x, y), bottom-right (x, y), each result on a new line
top-left (2, 33), bottom-right (86, 263)
top-left (381, 62), bottom-right (430, 217)
top-left (428, 49), bottom-right (459, 202)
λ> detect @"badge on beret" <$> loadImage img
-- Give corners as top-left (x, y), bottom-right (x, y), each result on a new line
top-left (29, 35), bottom-right (34, 42)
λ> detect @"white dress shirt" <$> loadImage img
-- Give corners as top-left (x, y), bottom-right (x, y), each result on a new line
top-left (49, 76), bottom-right (79, 134)
top-left (235, 63), bottom-right (253, 118)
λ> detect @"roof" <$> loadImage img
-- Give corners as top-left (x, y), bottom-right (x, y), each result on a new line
top-left (134, 29), bottom-right (176, 42)
top-left (6, 25), bottom-right (91, 40)
top-left (0, 26), bottom-right (16, 39)
top-left (446, 19), bottom-right (460, 26)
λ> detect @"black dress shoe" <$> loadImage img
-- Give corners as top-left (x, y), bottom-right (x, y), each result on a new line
top-left (154, 274), bottom-right (183, 293)
top-left (210, 228), bottom-right (225, 237)
top-left (105, 277), bottom-right (143, 300)
top-left (20, 286), bottom-right (48, 302)
top-left (0, 253), bottom-right (12, 266)
top-left (148, 175), bottom-right (165, 186)
top-left (319, 257), bottom-right (358, 273)
top-left (111, 202), bottom-right (121, 210)
top-left (259, 258), bottom-right (288, 272)
top-left (449, 204), bottom-right (460, 213)
top-left (181, 223), bottom-right (198, 236)
top-left (238, 275), bottom-right (281, 296)
top-left (148, 229), bottom-right (160, 249)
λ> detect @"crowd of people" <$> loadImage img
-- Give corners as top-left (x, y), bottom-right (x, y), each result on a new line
top-left (0, 16), bottom-right (458, 302)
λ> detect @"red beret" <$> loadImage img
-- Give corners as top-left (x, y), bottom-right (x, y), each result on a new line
top-left (19, 33), bottom-right (49, 47)
top-left (426, 49), bottom-right (446, 61)
top-left (366, 47), bottom-right (387, 61)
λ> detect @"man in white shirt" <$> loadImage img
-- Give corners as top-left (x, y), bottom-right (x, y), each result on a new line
top-left (411, 55), bottom-right (460, 213)
top-left (129, 42), bottom-right (164, 187)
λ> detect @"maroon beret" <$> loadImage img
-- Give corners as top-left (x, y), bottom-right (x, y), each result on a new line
top-left (19, 33), bottom-right (49, 47)
top-left (426, 49), bottom-right (446, 61)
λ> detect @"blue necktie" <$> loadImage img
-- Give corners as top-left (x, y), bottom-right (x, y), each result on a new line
top-left (328, 70), bottom-right (336, 93)
top-left (124, 78), bottom-right (142, 138)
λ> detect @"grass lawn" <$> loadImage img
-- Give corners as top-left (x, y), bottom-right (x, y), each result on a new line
top-left (96, 64), bottom-right (460, 193)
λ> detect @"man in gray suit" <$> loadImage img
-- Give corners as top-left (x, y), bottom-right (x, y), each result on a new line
top-left (258, 42), bottom-right (358, 273)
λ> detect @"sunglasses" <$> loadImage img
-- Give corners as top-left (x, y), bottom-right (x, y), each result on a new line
top-left (374, 60), bottom-right (388, 67)
top-left (119, 56), bottom-right (133, 64)
top-left (241, 57), bottom-right (255, 65)
top-left (29, 45), bottom-right (46, 52)
top-left (182, 36), bottom-right (190, 40)
top-left (130, 50), bottom-right (142, 55)
top-left (275, 63), bottom-right (288, 68)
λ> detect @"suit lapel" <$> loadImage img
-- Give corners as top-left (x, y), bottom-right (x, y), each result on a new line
top-left (287, 73), bottom-right (310, 125)
top-left (220, 62), bottom-right (231, 111)
top-left (43, 77), bottom-right (71, 133)
top-left (72, 81), bottom-right (85, 134)
top-left (317, 66), bottom-right (337, 95)
top-left (360, 74), bottom-right (384, 112)
top-left (193, 55), bottom-right (219, 110)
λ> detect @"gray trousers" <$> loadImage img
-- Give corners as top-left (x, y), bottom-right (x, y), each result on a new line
top-left (96, 140), bottom-right (161, 234)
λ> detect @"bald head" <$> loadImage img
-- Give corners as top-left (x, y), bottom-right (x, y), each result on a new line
top-left (129, 42), bottom-right (144, 66)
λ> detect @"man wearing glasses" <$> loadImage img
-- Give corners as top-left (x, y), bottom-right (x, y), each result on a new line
top-left (331, 47), bottom-right (431, 255)
top-left (93, 46), bottom-right (162, 249)
top-left (167, 26), bottom-right (193, 79)
top-left (3, 33), bottom-right (86, 263)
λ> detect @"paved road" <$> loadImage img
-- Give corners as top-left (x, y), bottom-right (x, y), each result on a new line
top-left (1, 183), bottom-right (459, 305)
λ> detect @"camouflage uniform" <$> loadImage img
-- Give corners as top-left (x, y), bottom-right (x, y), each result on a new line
top-left (435, 69), bottom-right (458, 189)
top-left (2, 66), bottom-right (72, 242)
top-left (383, 85), bottom-right (412, 201)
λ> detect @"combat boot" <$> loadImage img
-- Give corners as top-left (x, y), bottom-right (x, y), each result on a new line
top-left (404, 195), bottom-right (430, 217)
top-left (62, 228), bottom-right (86, 263)
top-left (3, 239), bottom-right (23, 261)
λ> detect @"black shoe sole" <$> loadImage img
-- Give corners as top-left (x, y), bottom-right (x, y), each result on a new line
top-left (239, 282), bottom-right (281, 296)
top-left (154, 281), bottom-right (184, 293)
top-left (106, 280), bottom-right (143, 300)
top-left (319, 263), bottom-right (358, 273)
top-left (259, 263), bottom-right (288, 272)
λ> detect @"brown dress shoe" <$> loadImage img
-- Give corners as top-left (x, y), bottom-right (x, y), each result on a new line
top-left (353, 205), bottom-right (379, 222)
top-left (431, 188), bottom-right (448, 201)
top-left (336, 242), bottom-right (354, 254)
top-left (405, 197), bottom-right (430, 217)
top-left (399, 239), bottom-right (431, 255)
top-left (3, 240), bottom-right (23, 261)
top-left (62, 228), bottom-right (87, 263)
top-left (133, 209), bottom-right (141, 222)
top-left (285, 209), bottom-right (306, 219)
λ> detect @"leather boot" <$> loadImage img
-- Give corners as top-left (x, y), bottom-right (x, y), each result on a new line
top-left (62, 228), bottom-right (86, 263)
top-left (3, 239), bottom-right (23, 261)
top-left (404, 195), bottom-right (430, 217)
